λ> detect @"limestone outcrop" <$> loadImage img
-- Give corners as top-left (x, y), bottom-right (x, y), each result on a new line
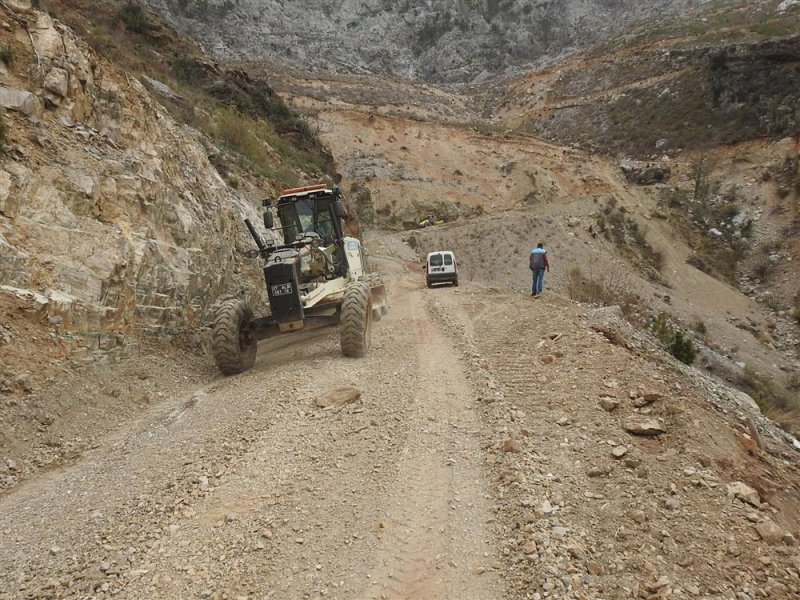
top-left (0, 1), bottom-right (269, 356)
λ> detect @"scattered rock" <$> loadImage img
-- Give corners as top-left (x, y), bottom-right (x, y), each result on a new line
top-left (633, 392), bottom-right (661, 408)
top-left (538, 499), bottom-right (555, 516)
top-left (665, 497), bottom-right (680, 510)
top-left (44, 68), bottom-right (70, 98)
top-left (521, 540), bottom-right (537, 554)
top-left (140, 75), bottom-right (185, 102)
top-left (646, 576), bottom-right (671, 592)
top-left (620, 161), bottom-right (671, 185)
top-left (0, 86), bottom-right (40, 116)
top-left (587, 561), bottom-right (603, 576)
top-left (629, 510), bottom-right (647, 524)
top-left (551, 526), bottom-right (568, 538)
top-left (566, 544), bottom-right (586, 560)
top-left (587, 465), bottom-right (611, 477)
top-left (755, 520), bottom-right (786, 545)
top-left (502, 439), bottom-right (522, 453)
top-left (624, 457), bottom-right (642, 469)
top-left (726, 482), bottom-right (761, 507)
top-left (315, 386), bottom-right (361, 408)
top-left (599, 397), bottom-right (620, 412)
top-left (624, 419), bottom-right (666, 436)
top-left (611, 445), bottom-right (628, 459)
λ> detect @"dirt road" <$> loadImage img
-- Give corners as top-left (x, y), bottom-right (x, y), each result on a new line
top-left (0, 260), bottom-right (502, 600)
top-left (3, 258), bottom-right (800, 600)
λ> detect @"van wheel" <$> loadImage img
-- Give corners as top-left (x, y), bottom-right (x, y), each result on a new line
top-left (453, 277), bottom-right (459, 287)
top-left (426, 280), bottom-right (432, 289)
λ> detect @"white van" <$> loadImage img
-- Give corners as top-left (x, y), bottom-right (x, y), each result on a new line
top-left (425, 251), bottom-right (458, 288)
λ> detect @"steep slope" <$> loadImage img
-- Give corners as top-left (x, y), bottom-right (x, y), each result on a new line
top-left (0, 4), bottom-right (257, 344)
top-left (148, 0), bottom-right (703, 82)
top-left (0, 0), bottom-right (336, 485)
top-left (0, 0), bottom-right (336, 347)
top-left (491, 2), bottom-right (800, 157)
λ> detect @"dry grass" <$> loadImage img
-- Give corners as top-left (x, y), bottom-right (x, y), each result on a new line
top-left (738, 366), bottom-right (800, 435)
top-left (565, 265), bottom-right (637, 309)
top-left (37, 0), bottom-right (333, 186)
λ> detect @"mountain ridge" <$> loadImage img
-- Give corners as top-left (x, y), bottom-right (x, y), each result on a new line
top-left (147, 0), bottom-right (703, 82)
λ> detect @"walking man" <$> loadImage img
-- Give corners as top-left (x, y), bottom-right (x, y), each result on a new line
top-left (529, 242), bottom-right (550, 296)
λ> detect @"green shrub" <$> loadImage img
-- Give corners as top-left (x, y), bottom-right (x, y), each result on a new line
top-left (693, 320), bottom-right (708, 335)
top-left (596, 200), bottom-right (663, 273)
top-left (669, 331), bottom-right (697, 364)
top-left (752, 258), bottom-right (775, 281)
top-left (0, 44), bottom-right (14, 65)
top-left (117, 1), bottom-right (150, 34)
top-left (650, 312), bottom-right (696, 364)
top-left (171, 56), bottom-right (206, 84)
top-left (200, 107), bottom-right (325, 185)
top-left (789, 374), bottom-right (800, 392)
top-left (352, 186), bottom-right (375, 224)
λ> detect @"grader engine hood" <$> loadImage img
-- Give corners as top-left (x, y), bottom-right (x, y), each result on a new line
top-left (264, 255), bottom-right (304, 330)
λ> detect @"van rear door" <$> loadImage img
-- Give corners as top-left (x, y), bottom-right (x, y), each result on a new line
top-left (442, 252), bottom-right (455, 274)
top-left (428, 253), bottom-right (444, 272)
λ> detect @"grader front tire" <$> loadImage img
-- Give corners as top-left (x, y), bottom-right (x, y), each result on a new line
top-left (212, 299), bottom-right (257, 375)
top-left (340, 282), bottom-right (373, 358)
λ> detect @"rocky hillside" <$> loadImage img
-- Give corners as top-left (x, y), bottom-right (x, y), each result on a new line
top-left (492, 1), bottom-right (800, 157)
top-left (262, 24), bottom-right (800, 430)
top-left (0, 0), bottom-right (331, 368)
top-left (147, 0), bottom-right (702, 82)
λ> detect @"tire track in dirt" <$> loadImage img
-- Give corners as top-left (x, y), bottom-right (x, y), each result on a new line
top-left (363, 290), bottom-right (499, 600)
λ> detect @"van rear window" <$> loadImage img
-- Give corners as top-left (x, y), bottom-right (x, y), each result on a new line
top-left (429, 254), bottom-right (443, 266)
top-left (443, 254), bottom-right (453, 265)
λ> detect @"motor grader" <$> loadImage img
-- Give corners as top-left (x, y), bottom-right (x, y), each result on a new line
top-left (212, 184), bottom-right (388, 375)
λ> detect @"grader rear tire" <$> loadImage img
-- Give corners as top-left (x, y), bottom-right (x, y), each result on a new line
top-left (340, 282), bottom-right (372, 358)
top-left (212, 299), bottom-right (257, 375)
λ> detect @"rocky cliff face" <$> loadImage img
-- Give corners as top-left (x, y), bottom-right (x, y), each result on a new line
top-left (0, 1), bottom-right (269, 360)
top-left (147, 0), bottom-right (701, 82)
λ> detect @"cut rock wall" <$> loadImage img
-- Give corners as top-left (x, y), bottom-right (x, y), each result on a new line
top-left (0, 1), bottom-right (266, 355)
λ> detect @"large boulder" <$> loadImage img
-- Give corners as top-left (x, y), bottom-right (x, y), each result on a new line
top-left (0, 86), bottom-right (40, 116)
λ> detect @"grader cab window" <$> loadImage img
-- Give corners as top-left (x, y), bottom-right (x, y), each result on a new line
top-left (277, 197), bottom-right (338, 244)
